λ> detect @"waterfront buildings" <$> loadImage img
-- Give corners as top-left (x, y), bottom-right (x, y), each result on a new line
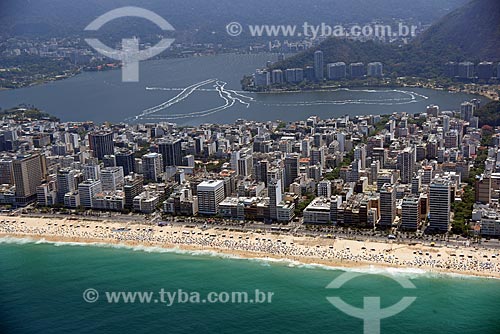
top-left (254, 69), bottom-right (271, 87)
top-left (314, 50), bottom-right (324, 80)
top-left (477, 61), bottom-right (494, 80)
top-left (100, 167), bottom-right (124, 192)
top-left (379, 183), bottom-right (396, 228)
top-left (349, 62), bottom-right (365, 78)
top-left (13, 154), bottom-right (46, 205)
top-left (367, 62), bottom-right (383, 77)
top-left (56, 168), bottom-right (78, 203)
top-left (268, 178), bottom-right (282, 221)
top-left (124, 174), bottom-right (144, 209)
top-left (197, 180), bottom-right (225, 215)
top-left (457, 61), bottom-right (474, 79)
top-left (327, 62), bottom-right (347, 80)
top-left (429, 179), bottom-right (451, 232)
top-left (78, 179), bottom-right (102, 208)
top-left (401, 196), bottom-right (420, 230)
top-left (1, 99), bottom-right (497, 237)
top-left (272, 69), bottom-right (283, 84)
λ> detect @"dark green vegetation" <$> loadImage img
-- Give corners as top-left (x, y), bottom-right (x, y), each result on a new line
top-left (324, 115), bottom-right (389, 181)
top-left (476, 101), bottom-right (500, 127)
top-left (412, 0), bottom-right (500, 61)
top-left (273, 0), bottom-right (500, 81)
top-left (451, 126), bottom-right (491, 235)
top-left (451, 186), bottom-right (474, 235)
top-left (295, 192), bottom-right (315, 217)
top-left (372, 115), bottom-right (392, 134)
top-left (0, 55), bottom-right (79, 89)
top-left (324, 150), bottom-right (354, 181)
top-left (199, 160), bottom-right (229, 173)
top-left (0, 106), bottom-right (59, 121)
top-left (134, 143), bottom-right (152, 159)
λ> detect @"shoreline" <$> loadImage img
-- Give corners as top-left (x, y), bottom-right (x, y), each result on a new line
top-left (2, 50), bottom-right (496, 103)
top-left (249, 84), bottom-right (496, 101)
top-left (0, 51), bottom-right (266, 92)
top-left (2, 233), bottom-right (498, 280)
top-left (251, 85), bottom-right (427, 94)
top-left (1, 215), bottom-right (499, 279)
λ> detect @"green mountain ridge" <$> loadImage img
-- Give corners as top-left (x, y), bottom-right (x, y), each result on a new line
top-left (413, 0), bottom-right (500, 60)
top-left (476, 101), bottom-right (500, 127)
top-left (274, 0), bottom-right (500, 79)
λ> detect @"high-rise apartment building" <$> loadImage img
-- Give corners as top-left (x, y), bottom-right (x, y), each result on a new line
top-left (314, 50), bottom-right (324, 80)
top-left (115, 150), bottom-right (135, 176)
top-left (142, 153), bottom-right (163, 182)
top-left (284, 153), bottom-right (300, 189)
top-left (89, 132), bottom-right (114, 160)
top-left (158, 138), bottom-right (182, 168)
top-left (13, 153), bottom-right (46, 205)
top-left (268, 178), bottom-right (283, 221)
top-left (397, 147), bottom-right (415, 184)
top-left (401, 196), bottom-right (420, 230)
top-left (78, 179), bottom-right (102, 208)
top-left (428, 179), bottom-right (451, 232)
top-left (326, 62), bottom-right (346, 80)
top-left (56, 168), bottom-right (77, 203)
top-left (197, 180), bottom-right (225, 215)
top-left (379, 183), bottom-right (396, 227)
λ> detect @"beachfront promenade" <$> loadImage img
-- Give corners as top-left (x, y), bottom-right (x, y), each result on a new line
top-left (17, 211), bottom-right (500, 251)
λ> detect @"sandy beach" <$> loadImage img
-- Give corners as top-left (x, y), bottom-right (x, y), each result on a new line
top-left (1, 215), bottom-right (499, 279)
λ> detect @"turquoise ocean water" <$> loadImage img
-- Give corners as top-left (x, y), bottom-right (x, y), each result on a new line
top-left (0, 238), bottom-right (499, 333)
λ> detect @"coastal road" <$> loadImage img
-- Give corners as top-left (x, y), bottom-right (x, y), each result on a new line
top-left (15, 211), bottom-right (500, 251)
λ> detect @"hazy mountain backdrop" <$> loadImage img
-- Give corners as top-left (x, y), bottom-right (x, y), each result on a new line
top-left (0, 0), bottom-right (469, 43)
top-left (275, 0), bottom-right (499, 78)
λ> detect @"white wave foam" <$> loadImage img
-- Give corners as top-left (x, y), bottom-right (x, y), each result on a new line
top-left (136, 84), bottom-right (429, 122)
top-left (260, 88), bottom-right (429, 107)
top-left (292, 263), bottom-right (492, 280)
top-left (1, 236), bottom-right (496, 280)
top-left (0, 236), bottom-right (37, 245)
top-left (146, 87), bottom-right (217, 92)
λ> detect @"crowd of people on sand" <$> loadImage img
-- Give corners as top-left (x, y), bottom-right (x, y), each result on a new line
top-left (1, 219), bottom-right (499, 276)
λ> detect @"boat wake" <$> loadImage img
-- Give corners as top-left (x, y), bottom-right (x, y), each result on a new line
top-left (132, 79), bottom-right (254, 121)
top-left (261, 88), bottom-right (429, 107)
top-left (131, 83), bottom-right (429, 122)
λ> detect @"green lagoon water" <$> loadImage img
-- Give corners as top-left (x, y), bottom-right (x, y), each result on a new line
top-left (0, 238), bottom-right (499, 334)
